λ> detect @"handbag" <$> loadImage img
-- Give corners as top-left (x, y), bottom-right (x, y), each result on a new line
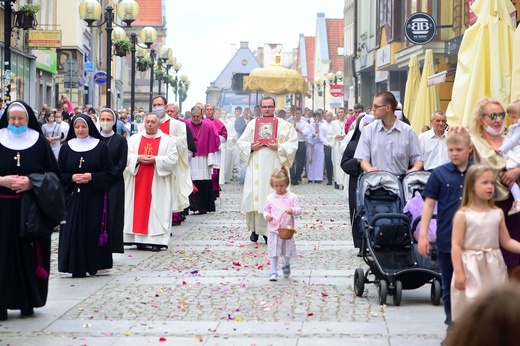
top-left (277, 211), bottom-right (297, 240)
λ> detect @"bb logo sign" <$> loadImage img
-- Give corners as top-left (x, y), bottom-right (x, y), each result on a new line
top-left (404, 12), bottom-right (437, 45)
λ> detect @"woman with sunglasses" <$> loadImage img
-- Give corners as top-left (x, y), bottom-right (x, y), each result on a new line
top-left (469, 98), bottom-right (520, 280)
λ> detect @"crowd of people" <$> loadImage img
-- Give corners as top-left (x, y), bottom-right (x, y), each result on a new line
top-left (2, 91), bottom-right (520, 346)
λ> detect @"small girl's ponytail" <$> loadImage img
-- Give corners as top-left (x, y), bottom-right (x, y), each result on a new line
top-left (270, 166), bottom-right (290, 187)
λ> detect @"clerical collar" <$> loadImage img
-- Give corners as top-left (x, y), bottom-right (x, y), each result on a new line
top-left (142, 131), bottom-right (163, 139)
top-left (0, 127), bottom-right (39, 150)
top-left (100, 131), bottom-right (114, 137)
top-left (68, 136), bottom-right (99, 152)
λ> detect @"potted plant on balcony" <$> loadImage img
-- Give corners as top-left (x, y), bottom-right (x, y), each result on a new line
top-left (136, 57), bottom-right (151, 72)
top-left (113, 39), bottom-right (132, 57)
top-left (16, 3), bottom-right (41, 29)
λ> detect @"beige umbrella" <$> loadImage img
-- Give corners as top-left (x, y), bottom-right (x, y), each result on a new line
top-left (446, 0), bottom-right (515, 126)
top-left (403, 55), bottom-right (421, 122)
top-left (410, 50), bottom-right (440, 134)
top-left (511, 22), bottom-right (520, 102)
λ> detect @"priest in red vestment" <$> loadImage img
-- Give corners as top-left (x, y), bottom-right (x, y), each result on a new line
top-left (124, 113), bottom-right (178, 252)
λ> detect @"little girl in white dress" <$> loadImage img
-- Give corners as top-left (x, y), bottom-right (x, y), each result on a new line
top-left (451, 165), bottom-right (520, 321)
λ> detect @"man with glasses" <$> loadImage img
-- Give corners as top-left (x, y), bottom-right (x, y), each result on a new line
top-left (418, 110), bottom-right (450, 171)
top-left (237, 97), bottom-right (298, 244)
top-left (354, 91), bottom-right (423, 175)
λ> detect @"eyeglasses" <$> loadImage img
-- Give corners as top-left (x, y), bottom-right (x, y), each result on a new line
top-left (483, 112), bottom-right (506, 121)
top-left (261, 106), bottom-right (275, 109)
top-left (372, 104), bottom-right (388, 109)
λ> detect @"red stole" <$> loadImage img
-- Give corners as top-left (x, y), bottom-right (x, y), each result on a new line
top-left (133, 136), bottom-right (162, 234)
top-left (160, 119), bottom-right (170, 135)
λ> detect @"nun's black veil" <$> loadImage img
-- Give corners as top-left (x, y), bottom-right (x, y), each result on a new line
top-left (66, 114), bottom-right (103, 141)
top-left (0, 100), bottom-right (43, 135)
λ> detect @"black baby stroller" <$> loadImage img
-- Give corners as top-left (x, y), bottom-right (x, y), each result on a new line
top-left (353, 171), bottom-right (442, 306)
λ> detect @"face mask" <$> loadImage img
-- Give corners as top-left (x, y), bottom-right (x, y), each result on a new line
top-left (99, 121), bottom-right (115, 132)
top-left (153, 107), bottom-right (165, 118)
top-left (485, 124), bottom-right (505, 136)
top-left (48, 117), bottom-right (55, 123)
top-left (8, 124), bottom-right (28, 135)
top-left (56, 118), bottom-right (62, 124)
top-left (136, 118), bottom-right (143, 123)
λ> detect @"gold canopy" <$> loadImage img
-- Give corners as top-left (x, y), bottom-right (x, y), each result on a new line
top-left (243, 64), bottom-right (308, 95)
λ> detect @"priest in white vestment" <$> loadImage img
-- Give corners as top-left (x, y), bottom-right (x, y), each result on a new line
top-left (123, 113), bottom-right (178, 252)
top-left (237, 97), bottom-right (298, 243)
top-left (327, 107), bottom-right (347, 189)
top-left (158, 102), bottom-right (192, 212)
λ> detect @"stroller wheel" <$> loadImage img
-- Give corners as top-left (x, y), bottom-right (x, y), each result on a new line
top-left (431, 279), bottom-right (442, 305)
top-left (354, 268), bottom-right (365, 297)
top-left (393, 280), bottom-right (402, 306)
top-left (378, 279), bottom-right (388, 305)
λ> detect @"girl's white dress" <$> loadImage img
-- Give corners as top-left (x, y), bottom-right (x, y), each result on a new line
top-left (450, 208), bottom-right (508, 321)
top-left (263, 191), bottom-right (302, 258)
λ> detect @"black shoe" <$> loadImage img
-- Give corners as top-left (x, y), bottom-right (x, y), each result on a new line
top-left (263, 235), bottom-right (268, 244)
top-left (291, 180), bottom-right (299, 186)
top-left (326, 181), bottom-right (333, 185)
top-left (334, 183), bottom-right (340, 189)
top-left (315, 181), bottom-right (322, 184)
top-left (308, 180), bottom-right (313, 183)
top-left (0, 309), bottom-right (7, 321)
top-left (20, 308), bottom-right (34, 317)
top-left (88, 270), bottom-right (98, 276)
top-left (356, 249), bottom-right (363, 257)
top-left (72, 273), bottom-right (86, 278)
top-left (250, 231), bottom-right (259, 243)
top-left (151, 245), bottom-right (161, 252)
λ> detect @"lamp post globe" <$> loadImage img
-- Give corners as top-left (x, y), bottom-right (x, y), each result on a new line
top-left (139, 26), bottom-right (158, 47)
top-left (116, 0), bottom-right (140, 26)
top-left (78, 0), bottom-right (102, 26)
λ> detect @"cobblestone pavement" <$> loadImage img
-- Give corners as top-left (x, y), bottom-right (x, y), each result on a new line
top-left (0, 181), bottom-right (446, 345)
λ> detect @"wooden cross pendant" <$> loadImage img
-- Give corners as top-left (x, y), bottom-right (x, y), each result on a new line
top-left (14, 152), bottom-right (21, 167)
top-left (79, 156), bottom-right (85, 168)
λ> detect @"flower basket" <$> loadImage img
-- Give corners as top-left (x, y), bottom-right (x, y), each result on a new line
top-left (15, 4), bottom-right (40, 29)
top-left (277, 212), bottom-right (296, 240)
top-left (113, 39), bottom-right (131, 57)
top-left (136, 61), bottom-right (148, 72)
top-left (15, 12), bottom-right (36, 29)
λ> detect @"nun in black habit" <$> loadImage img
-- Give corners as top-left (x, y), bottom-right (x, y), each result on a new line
top-left (98, 108), bottom-right (128, 253)
top-left (58, 114), bottom-right (114, 278)
top-left (0, 101), bottom-right (62, 321)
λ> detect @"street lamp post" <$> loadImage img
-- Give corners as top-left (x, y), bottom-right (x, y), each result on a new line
top-left (79, 0), bottom-right (140, 109)
top-left (174, 75), bottom-right (190, 113)
top-left (164, 56), bottom-right (177, 100)
top-left (2, 0), bottom-right (15, 104)
top-left (156, 46), bottom-right (173, 97)
top-left (129, 27), bottom-right (157, 121)
top-left (148, 49), bottom-right (156, 112)
top-left (325, 71), bottom-right (344, 109)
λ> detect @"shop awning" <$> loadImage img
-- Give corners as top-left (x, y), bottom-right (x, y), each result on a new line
top-left (427, 69), bottom-right (456, 87)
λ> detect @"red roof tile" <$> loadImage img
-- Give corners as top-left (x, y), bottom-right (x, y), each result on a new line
top-left (326, 18), bottom-right (343, 72)
top-left (305, 36), bottom-right (315, 83)
top-left (134, 0), bottom-right (162, 26)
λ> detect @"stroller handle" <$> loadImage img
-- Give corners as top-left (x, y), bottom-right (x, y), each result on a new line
top-left (370, 213), bottom-right (410, 227)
